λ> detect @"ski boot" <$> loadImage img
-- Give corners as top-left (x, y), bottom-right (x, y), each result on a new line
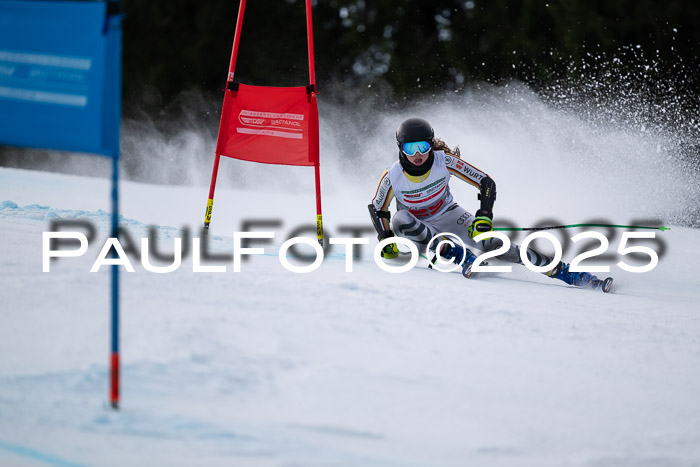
top-left (435, 242), bottom-right (479, 278)
top-left (546, 261), bottom-right (614, 293)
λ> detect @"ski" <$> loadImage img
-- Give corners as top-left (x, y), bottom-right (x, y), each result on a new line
top-left (429, 250), bottom-right (615, 292)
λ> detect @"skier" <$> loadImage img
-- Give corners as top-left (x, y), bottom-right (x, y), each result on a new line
top-left (368, 117), bottom-right (612, 291)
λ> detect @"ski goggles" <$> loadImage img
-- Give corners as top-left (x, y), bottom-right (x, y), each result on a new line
top-left (401, 140), bottom-right (431, 156)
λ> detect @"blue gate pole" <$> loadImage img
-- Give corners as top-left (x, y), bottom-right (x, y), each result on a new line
top-left (110, 155), bottom-right (120, 410)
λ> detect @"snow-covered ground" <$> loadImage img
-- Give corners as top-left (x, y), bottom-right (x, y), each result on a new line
top-left (1, 88), bottom-right (700, 466)
top-left (1, 164), bottom-right (699, 467)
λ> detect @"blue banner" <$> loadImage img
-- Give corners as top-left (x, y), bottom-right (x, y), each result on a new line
top-left (0, 0), bottom-right (122, 158)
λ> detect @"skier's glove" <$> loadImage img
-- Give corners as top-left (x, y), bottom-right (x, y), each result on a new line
top-left (378, 230), bottom-right (399, 259)
top-left (381, 243), bottom-right (400, 259)
top-left (468, 209), bottom-right (493, 239)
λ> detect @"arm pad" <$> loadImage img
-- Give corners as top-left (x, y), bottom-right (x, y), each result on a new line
top-left (477, 177), bottom-right (496, 217)
top-left (368, 204), bottom-right (392, 240)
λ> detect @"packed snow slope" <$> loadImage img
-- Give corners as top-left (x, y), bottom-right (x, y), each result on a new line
top-left (1, 166), bottom-right (699, 467)
top-left (1, 87), bottom-right (700, 466)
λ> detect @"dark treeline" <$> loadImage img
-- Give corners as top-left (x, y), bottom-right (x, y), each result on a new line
top-left (122, 0), bottom-right (700, 112)
top-left (2, 1), bottom-right (698, 175)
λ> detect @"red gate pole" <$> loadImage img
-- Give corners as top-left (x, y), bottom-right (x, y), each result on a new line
top-left (305, 0), bottom-right (323, 246)
top-left (204, 0), bottom-right (247, 233)
top-left (305, 0), bottom-right (316, 87)
top-left (226, 0), bottom-right (247, 84)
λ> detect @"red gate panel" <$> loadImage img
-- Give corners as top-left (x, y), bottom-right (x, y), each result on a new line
top-left (216, 83), bottom-right (319, 167)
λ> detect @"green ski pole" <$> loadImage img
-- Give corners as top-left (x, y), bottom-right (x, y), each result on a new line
top-left (493, 223), bottom-right (670, 232)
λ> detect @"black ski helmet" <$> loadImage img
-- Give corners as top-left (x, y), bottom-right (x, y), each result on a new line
top-left (396, 118), bottom-right (434, 148)
top-left (396, 118), bottom-right (435, 176)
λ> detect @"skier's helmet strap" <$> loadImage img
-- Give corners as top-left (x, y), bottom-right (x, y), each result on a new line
top-left (396, 118), bottom-right (434, 147)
